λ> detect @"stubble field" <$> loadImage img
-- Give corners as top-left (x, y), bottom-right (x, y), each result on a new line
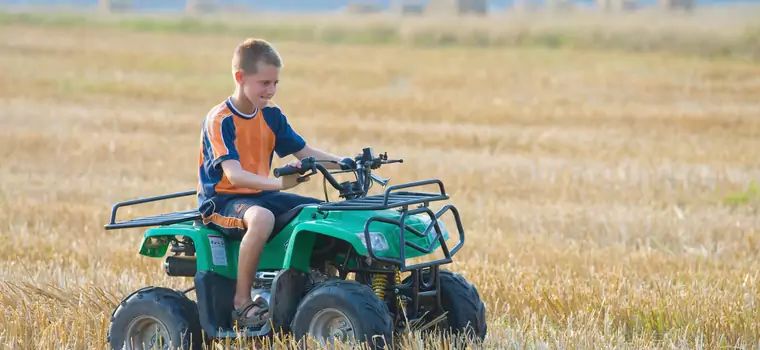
top-left (1, 10), bottom-right (760, 349)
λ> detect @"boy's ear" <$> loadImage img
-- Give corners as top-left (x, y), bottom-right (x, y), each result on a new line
top-left (233, 70), bottom-right (244, 84)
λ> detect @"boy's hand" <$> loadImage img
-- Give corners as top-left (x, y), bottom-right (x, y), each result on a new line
top-left (278, 159), bottom-right (309, 190)
top-left (339, 157), bottom-right (357, 171)
top-left (286, 159), bottom-right (302, 169)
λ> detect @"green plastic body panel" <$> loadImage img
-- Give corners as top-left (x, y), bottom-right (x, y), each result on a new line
top-left (138, 205), bottom-right (450, 279)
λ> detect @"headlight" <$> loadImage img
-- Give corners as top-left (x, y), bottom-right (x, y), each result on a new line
top-left (355, 231), bottom-right (390, 252)
top-left (417, 215), bottom-right (448, 244)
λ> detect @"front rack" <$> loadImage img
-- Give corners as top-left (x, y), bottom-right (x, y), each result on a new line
top-left (104, 190), bottom-right (200, 230)
top-left (365, 203), bottom-right (465, 272)
top-left (317, 179), bottom-right (449, 211)
top-left (320, 178), bottom-right (465, 272)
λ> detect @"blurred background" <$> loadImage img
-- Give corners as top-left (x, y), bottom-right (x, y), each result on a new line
top-left (2, 0), bottom-right (758, 60)
top-left (0, 0), bottom-right (733, 13)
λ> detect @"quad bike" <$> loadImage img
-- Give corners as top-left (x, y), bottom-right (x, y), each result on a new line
top-left (104, 147), bottom-right (487, 349)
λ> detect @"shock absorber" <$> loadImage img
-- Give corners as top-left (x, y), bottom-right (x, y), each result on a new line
top-left (395, 268), bottom-right (405, 312)
top-left (372, 273), bottom-right (387, 299)
top-left (373, 270), bottom-right (406, 313)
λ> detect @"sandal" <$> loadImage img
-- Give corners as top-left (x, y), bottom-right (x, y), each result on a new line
top-left (231, 297), bottom-right (269, 328)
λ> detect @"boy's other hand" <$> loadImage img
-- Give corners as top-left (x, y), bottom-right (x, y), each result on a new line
top-left (275, 159), bottom-right (309, 190)
top-left (339, 157), bottom-right (356, 171)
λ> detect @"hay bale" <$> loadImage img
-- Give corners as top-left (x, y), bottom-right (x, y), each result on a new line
top-left (392, 0), bottom-right (426, 15)
top-left (186, 0), bottom-right (218, 13)
top-left (512, 0), bottom-right (541, 13)
top-left (346, 0), bottom-right (385, 14)
top-left (546, 0), bottom-right (575, 12)
top-left (426, 0), bottom-right (488, 16)
top-left (99, 0), bottom-right (132, 12)
top-left (596, 0), bottom-right (638, 12)
top-left (659, 0), bottom-right (695, 11)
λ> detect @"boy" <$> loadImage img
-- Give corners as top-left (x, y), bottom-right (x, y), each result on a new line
top-left (197, 38), bottom-right (352, 327)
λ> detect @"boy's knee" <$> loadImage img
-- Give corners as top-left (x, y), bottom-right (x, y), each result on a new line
top-left (243, 206), bottom-right (275, 236)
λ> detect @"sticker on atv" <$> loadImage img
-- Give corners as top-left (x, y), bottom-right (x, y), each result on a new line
top-left (208, 235), bottom-right (228, 266)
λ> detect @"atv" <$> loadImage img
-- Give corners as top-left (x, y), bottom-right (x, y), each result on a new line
top-left (104, 147), bottom-right (487, 349)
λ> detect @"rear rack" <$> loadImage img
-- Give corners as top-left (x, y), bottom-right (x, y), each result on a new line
top-left (104, 190), bottom-right (200, 230)
top-left (317, 179), bottom-right (449, 211)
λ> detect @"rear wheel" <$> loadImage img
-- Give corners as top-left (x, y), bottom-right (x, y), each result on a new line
top-left (291, 279), bottom-right (394, 349)
top-left (108, 286), bottom-right (202, 350)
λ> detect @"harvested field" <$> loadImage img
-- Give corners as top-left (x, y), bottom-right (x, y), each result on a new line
top-left (1, 9), bottom-right (760, 349)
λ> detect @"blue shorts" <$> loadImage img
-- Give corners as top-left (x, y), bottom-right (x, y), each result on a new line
top-left (198, 191), bottom-right (323, 239)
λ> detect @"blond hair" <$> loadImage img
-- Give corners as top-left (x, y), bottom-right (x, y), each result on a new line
top-left (231, 38), bottom-right (283, 75)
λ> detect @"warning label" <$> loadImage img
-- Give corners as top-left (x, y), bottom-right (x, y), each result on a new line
top-left (208, 235), bottom-right (228, 266)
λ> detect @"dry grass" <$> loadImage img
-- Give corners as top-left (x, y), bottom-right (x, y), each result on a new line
top-left (1, 12), bottom-right (760, 350)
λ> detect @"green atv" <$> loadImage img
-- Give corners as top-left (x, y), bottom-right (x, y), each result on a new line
top-left (104, 147), bottom-right (486, 349)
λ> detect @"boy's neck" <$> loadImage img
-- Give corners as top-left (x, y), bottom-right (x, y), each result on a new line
top-left (229, 90), bottom-right (256, 115)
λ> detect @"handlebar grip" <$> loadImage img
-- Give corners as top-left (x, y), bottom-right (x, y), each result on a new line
top-left (273, 157), bottom-right (316, 178)
top-left (273, 165), bottom-right (301, 178)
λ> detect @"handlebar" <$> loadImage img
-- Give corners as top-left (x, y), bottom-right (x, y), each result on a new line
top-left (272, 148), bottom-right (403, 198)
top-left (273, 157), bottom-right (345, 190)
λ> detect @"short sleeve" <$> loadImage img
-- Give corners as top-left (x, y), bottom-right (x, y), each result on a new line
top-left (205, 115), bottom-right (239, 167)
top-left (265, 107), bottom-right (306, 158)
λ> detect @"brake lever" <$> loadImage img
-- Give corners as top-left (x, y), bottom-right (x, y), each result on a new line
top-left (296, 169), bottom-right (316, 183)
top-left (370, 173), bottom-right (390, 187)
top-left (295, 160), bottom-right (318, 183)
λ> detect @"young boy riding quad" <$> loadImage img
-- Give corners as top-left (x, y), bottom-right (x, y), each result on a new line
top-left (104, 38), bottom-right (487, 349)
top-left (197, 38), bottom-right (353, 328)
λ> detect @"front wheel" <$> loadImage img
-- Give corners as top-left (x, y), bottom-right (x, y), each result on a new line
top-left (291, 279), bottom-right (394, 349)
top-left (403, 269), bottom-right (487, 345)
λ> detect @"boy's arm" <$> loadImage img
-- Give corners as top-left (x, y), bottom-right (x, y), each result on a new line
top-left (270, 108), bottom-right (352, 170)
top-left (293, 145), bottom-right (346, 170)
top-left (221, 160), bottom-right (284, 191)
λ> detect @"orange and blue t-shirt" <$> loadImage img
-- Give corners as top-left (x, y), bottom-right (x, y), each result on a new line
top-left (197, 97), bottom-right (306, 205)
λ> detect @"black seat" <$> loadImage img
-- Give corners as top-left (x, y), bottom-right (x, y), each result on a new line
top-left (192, 204), bottom-right (313, 241)
top-left (268, 204), bottom-right (313, 242)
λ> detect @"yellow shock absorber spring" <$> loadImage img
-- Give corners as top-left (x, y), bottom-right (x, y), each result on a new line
top-left (396, 267), bottom-right (404, 310)
top-left (372, 273), bottom-right (386, 299)
top-left (395, 268), bottom-right (404, 311)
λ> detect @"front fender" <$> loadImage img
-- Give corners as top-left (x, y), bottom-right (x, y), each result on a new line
top-left (281, 219), bottom-right (402, 272)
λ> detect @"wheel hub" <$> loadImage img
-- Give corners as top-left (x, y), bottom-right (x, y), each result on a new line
top-left (125, 315), bottom-right (170, 350)
top-left (308, 308), bottom-right (356, 344)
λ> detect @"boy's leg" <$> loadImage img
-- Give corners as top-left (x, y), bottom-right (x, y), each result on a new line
top-left (200, 196), bottom-right (274, 326)
top-left (226, 192), bottom-right (322, 324)
top-left (234, 205), bottom-right (274, 319)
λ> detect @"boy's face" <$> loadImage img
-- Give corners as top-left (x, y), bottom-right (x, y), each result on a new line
top-left (236, 60), bottom-right (279, 110)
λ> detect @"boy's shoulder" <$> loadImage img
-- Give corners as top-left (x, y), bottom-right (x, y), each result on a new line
top-left (261, 100), bottom-right (291, 125)
top-left (261, 100), bottom-right (284, 115)
top-left (203, 100), bottom-right (234, 123)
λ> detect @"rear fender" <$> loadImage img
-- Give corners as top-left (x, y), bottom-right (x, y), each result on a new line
top-left (138, 223), bottom-right (239, 280)
top-left (138, 223), bottom-right (198, 258)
